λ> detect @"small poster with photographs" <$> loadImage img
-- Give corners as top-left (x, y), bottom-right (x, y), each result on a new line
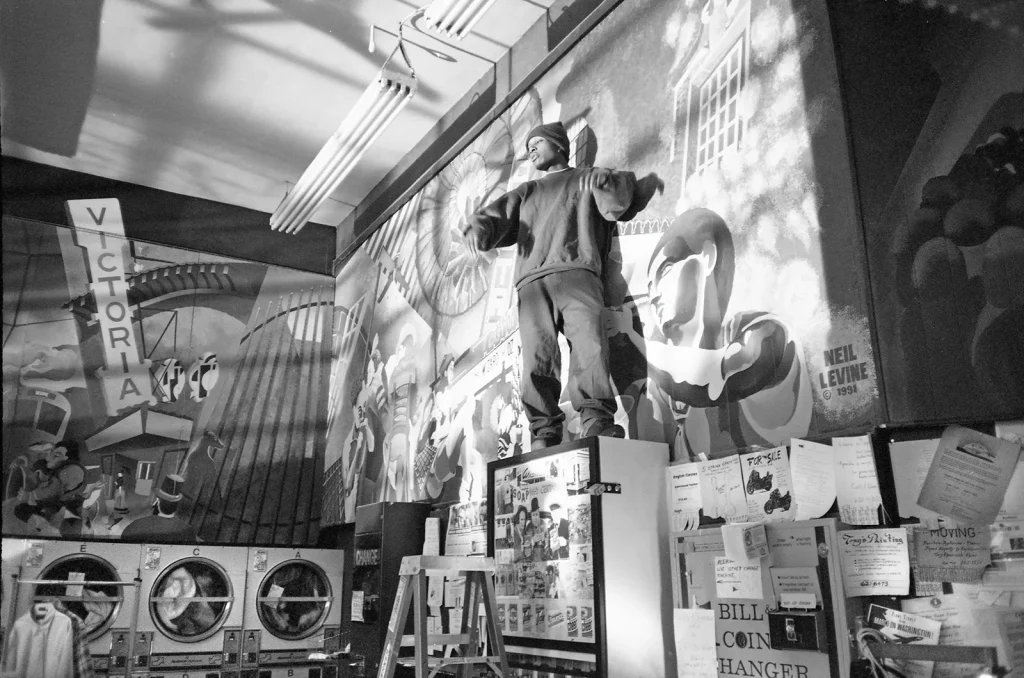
top-left (491, 449), bottom-right (596, 643)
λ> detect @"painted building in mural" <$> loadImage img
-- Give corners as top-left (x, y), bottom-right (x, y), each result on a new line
top-left (325, 0), bottom-right (885, 525)
top-left (2, 201), bottom-right (333, 545)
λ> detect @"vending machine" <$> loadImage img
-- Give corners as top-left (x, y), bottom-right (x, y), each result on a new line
top-left (345, 502), bottom-right (430, 677)
top-left (486, 436), bottom-right (673, 678)
top-left (671, 519), bottom-right (853, 678)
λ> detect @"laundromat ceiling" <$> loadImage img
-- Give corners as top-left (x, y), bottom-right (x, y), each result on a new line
top-left (0, 0), bottom-right (557, 228)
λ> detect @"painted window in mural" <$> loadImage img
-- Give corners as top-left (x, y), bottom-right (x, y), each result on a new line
top-left (2, 206), bottom-right (333, 545)
top-left (696, 38), bottom-right (746, 175)
top-left (325, 0), bottom-right (881, 525)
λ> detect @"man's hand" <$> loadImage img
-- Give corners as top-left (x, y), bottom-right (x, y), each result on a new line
top-left (722, 323), bottom-right (779, 379)
top-left (580, 168), bottom-right (610, 194)
top-left (460, 226), bottom-right (481, 260)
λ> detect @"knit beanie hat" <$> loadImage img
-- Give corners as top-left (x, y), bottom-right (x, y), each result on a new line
top-left (526, 121), bottom-right (570, 159)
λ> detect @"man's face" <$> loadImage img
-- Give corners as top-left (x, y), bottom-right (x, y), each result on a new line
top-left (648, 247), bottom-right (711, 345)
top-left (46, 445), bottom-right (68, 468)
top-left (527, 136), bottom-right (563, 171)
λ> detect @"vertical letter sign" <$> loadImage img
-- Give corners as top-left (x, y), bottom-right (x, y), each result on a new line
top-left (65, 198), bottom-right (156, 415)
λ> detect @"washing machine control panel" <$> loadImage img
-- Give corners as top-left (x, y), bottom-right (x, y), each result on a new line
top-left (107, 628), bottom-right (132, 675)
top-left (133, 631), bottom-right (153, 669)
top-left (223, 628), bottom-right (243, 667)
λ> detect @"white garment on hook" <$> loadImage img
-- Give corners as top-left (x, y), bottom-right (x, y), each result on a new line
top-left (0, 605), bottom-right (74, 678)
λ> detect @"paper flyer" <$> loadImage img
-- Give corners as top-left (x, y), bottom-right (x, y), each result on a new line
top-left (770, 567), bottom-right (823, 608)
top-left (839, 528), bottom-right (910, 597)
top-left (917, 425), bottom-right (1022, 526)
top-left (667, 463), bottom-right (702, 532)
top-left (427, 576), bottom-right (445, 607)
top-left (889, 437), bottom-right (949, 526)
top-left (833, 435), bottom-right (885, 525)
top-left (698, 455), bottom-right (746, 521)
top-left (866, 604), bottom-right (941, 678)
top-left (913, 525), bottom-right (992, 583)
top-left (789, 438), bottom-right (837, 520)
top-left (902, 593), bottom-right (988, 678)
top-left (673, 608), bottom-right (717, 678)
top-left (445, 500), bottom-right (487, 556)
top-left (423, 517), bottom-right (440, 556)
top-left (995, 421), bottom-right (1024, 522)
top-left (738, 446), bottom-right (794, 522)
top-left (722, 523), bottom-right (769, 563)
top-left (351, 590), bottom-right (364, 623)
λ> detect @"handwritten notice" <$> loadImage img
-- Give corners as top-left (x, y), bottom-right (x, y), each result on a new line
top-left (914, 525), bottom-right (992, 583)
top-left (714, 557), bottom-right (764, 600)
top-left (674, 608), bottom-right (717, 678)
top-left (698, 456), bottom-right (745, 522)
top-left (833, 435), bottom-right (885, 525)
top-left (739, 446), bottom-right (794, 522)
top-left (789, 438), bottom-right (837, 520)
top-left (918, 425), bottom-right (1022, 526)
top-left (839, 528), bottom-right (910, 597)
top-left (667, 464), bottom-right (702, 532)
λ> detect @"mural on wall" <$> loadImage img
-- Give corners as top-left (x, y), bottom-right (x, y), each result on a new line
top-left (862, 6), bottom-right (1024, 423)
top-left (325, 0), bottom-right (881, 524)
top-left (2, 202), bottom-right (333, 545)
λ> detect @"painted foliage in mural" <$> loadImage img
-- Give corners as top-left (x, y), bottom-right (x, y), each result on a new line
top-left (2, 205), bottom-right (333, 545)
top-left (860, 5), bottom-right (1024, 423)
top-left (326, 0), bottom-right (881, 523)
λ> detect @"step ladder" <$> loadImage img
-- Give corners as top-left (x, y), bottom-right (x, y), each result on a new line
top-left (377, 555), bottom-right (508, 678)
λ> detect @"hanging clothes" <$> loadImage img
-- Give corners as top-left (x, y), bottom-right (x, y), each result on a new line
top-left (1, 604), bottom-right (74, 678)
top-left (67, 613), bottom-right (95, 678)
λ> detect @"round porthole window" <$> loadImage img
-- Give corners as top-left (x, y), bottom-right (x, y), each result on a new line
top-left (256, 561), bottom-right (332, 640)
top-left (150, 558), bottom-right (232, 643)
top-left (37, 554), bottom-right (123, 641)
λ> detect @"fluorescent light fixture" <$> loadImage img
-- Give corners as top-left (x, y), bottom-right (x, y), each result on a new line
top-left (422, 0), bottom-right (498, 39)
top-left (271, 67), bottom-right (416, 234)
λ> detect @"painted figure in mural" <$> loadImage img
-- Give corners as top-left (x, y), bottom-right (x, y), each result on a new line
top-left (492, 387), bottom-right (526, 459)
top-left (2, 343), bottom-right (82, 383)
top-left (121, 475), bottom-right (199, 543)
top-left (894, 126), bottom-right (1024, 411)
top-left (381, 324), bottom-right (420, 501)
top-left (462, 121), bottom-right (637, 449)
top-left (605, 208), bottom-right (812, 461)
top-left (13, 440), bottom-right (88, 534)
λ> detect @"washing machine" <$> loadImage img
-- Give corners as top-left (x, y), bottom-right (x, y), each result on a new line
top-left (14, 539), bottom-right (142, 676)
top-left (241, 547), bottom-right (343, 678)
top-left (2, 538), bottom-right (26, 635)
top-left (135, 544), bottom-right (248, 678)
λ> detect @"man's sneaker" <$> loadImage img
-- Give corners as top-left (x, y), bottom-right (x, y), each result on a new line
top-left (582, 421), bottom-right (625, 439)
top-left (764, 489), bottom-right (792, 514)
top-left (746, 469), bottom-right (773, 494)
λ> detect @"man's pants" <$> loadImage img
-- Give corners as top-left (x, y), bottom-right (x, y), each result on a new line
top-left (517, 269), bottom-right (617, 442)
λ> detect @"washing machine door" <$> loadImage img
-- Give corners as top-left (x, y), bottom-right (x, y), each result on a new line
top-left (35, 554), bottom-right (124, 641)
top-left (150, 557), bottom-right (233, 643)
top-left (255, 560), bottom-right (332, 641)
